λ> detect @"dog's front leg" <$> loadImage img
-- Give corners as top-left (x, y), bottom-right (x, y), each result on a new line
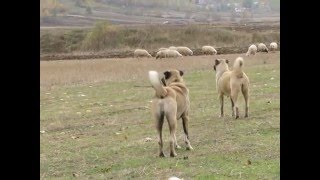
top-left (173, 133), bottom-right (181, 149)
top-left (230, 97), bottom-right (235, 117)
top-left (219, 94), bottom-right (224, 118)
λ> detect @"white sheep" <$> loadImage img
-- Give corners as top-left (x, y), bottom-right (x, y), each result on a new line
top-left (176, 46), bottom-right (193, 56)
top-left (155, 50), bottom-right (167, 59)
top-left (257, 43), bottom-right (269, 53)
top-left (133, 49), bottom-right (152, 58)
top-left (202, 45), bottom-right (217, 55)
top-left (167, 49), bottom-right (183, 58)
top-left (158, 47), bottom-right (168, 52)
top-left (156, 49), bottom-right (183, 59)
top-left (269, 42), bottom-right (278, 51)
top-left (246, 44), bottom-right (257, 56)
top-left (169, 46), bottom-right (177, 51)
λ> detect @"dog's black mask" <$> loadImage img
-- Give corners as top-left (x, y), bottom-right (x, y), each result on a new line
top-left (213, 59), bottom-right (228, 71)
top-left (161, 77), bottom-right (166, 86)
top-left (213, 59), bottom-right (220, 71)
top-left (161, 70), bottom-right (184, 86)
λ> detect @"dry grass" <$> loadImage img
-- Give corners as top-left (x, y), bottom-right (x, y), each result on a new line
top-left (40, 52), bottom-right (276, 89)
top-left (40, 52), bottom-right (279, 179)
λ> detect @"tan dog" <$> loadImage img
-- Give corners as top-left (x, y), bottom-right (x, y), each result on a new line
top-left (148, 69), bottom-right (193, 157)
top-left (213, 57), bottom-right (250, 119)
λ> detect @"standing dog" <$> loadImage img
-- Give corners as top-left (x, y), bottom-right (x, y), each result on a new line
top-left (148, 69), bottom-right (193, 157)
top-left (213, 57), bottom-right (250, 119)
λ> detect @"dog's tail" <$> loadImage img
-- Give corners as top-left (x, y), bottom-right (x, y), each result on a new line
top-left (148, 71), bottom-right (167, 98)
top-left (233, 57), bottom-right (244, 72)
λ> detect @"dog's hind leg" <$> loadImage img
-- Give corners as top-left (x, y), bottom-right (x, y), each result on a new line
top-left (230, 97), bottom-right (235, 117)
top-left (219, 94), bottom-right (224, 118)
top-left (182, 113), bottom-right (193, 150)
top-left (231, 90), bottom-right (240, 119)
top-left (242, 84), bottom-right (249, 118)
top-left (166, 112), bottom-right (178, 157)
top-left (156, 111), bottom-right (165, 157)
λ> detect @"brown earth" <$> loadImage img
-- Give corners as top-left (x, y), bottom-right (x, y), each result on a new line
top-left (40, 45), bottom-right (279, 61)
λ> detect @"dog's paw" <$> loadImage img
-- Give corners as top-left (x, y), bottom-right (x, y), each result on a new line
top-left (235, 115), bottom-right (239, 119)
top-left (170, 152), bottom-right (177, 157)
top-left (244, 114), bottom-right (249, 118)
top-left (159, 152), bottom-right (165, 157)
top-left (219, 115), bottom-right (224, 118)
top-left (175, 144), bottom-right (181, 149)
top-left (186, 146), bottom-right (194, 151)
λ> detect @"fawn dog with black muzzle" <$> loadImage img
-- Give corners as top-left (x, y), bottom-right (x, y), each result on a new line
top-left (213, 57), bottom-right (250, 119)
top-left (148, 69), bottom-right (193, 157)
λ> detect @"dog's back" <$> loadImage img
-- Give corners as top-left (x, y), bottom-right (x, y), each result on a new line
top-left (148, 71), bottom-right (189, 119)
top-left (216, 57), bottom-right (249, 96)
top-left (149, 70), bottom-right (193, 157)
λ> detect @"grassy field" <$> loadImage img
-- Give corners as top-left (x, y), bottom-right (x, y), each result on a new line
top-left (40, 52), bottom-right (280, 179)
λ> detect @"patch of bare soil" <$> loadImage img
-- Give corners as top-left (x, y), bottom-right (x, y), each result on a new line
top-left (40, 46), bottom-right (279, 61)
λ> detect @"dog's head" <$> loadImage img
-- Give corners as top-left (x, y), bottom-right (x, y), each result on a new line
top-left (160, 69), bottom-right (184, 86)
top-left (213, 59), bottom-right (229, 72)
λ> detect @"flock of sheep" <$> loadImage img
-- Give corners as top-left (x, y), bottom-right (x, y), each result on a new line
top-left (133, 42), bottom-right (278, 59)
top-left (246, 42), bottom-right (278, 56)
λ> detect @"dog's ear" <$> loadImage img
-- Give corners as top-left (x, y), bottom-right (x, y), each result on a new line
top-left (226, 59), bottom-right (229, 64)
top-left (161, 77), bottom-right (166, 86)
top-left (179, 70), bottom-right (184, 77)
top-left (164, 71), bottom-right (171, 79)
top-left (215, 59), bottom-right (220, 65)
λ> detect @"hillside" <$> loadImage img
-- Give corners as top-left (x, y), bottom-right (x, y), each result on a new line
top-left (40, 0), bottom-right (280, 28)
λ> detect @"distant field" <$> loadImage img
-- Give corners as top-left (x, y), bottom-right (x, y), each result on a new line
top-left (41, 0), bottom-right (279, 27)
top-left (40, 52), bottom-right (280, 179)
top-left (40, 21), bottom-right (279, 58)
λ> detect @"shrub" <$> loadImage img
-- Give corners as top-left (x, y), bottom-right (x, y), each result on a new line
top-left (40, 33), bottom-right (66, 53)
top-left (82, 21), bottom-right (120, 51)
top-left (65, 30), bottom-right (87, 51)
top-left (252, 32), bottom-right (280, 43)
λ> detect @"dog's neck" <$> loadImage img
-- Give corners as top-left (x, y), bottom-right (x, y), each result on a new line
top-left (215, 68), bottom-right (229, 81)
top-left (215, 68), bottom-right (229, 89)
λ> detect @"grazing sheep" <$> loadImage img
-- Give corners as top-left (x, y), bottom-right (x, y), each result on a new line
top-left (202, 45), bottom-right (217, 55)
top-left (269, 42), bottom-right (278, 51)
top-left (167, 49), bottom-right (183, 58)
top-left (246, 44), bottom-right (257, 56)
top-left (257, 43), bottom-right (269, 53)
top-left (134, 49), bottom-right (152, 58)
top-left (156, 49), bottom-right (183, 59)
top-left (176, 46), bottom-right (193, 56)
top-left (169, 46), bottom-right (177, 51)
top-left (155, 50), bottom-right (166, 59)
top-left (158, 47), bottom-right (168, 52)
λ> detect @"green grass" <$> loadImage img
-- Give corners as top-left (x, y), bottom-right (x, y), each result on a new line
top-left (40, 58), bottom-right (279, 179)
